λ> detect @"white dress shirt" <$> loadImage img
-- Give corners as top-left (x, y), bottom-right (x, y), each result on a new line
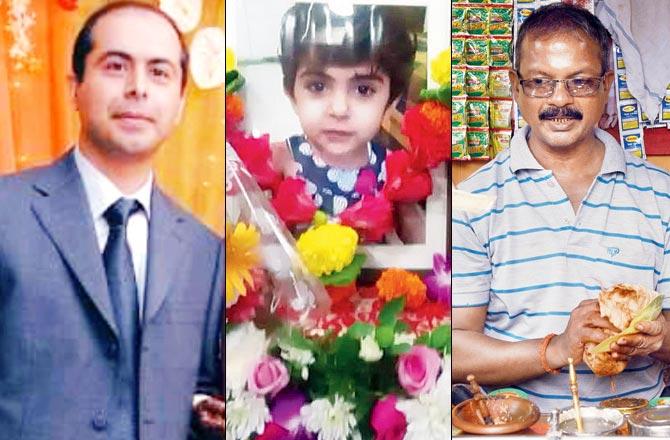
top-left (74, 147), bottom-right (152, 321)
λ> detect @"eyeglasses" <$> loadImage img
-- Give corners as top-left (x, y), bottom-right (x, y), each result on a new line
top-left (516, 74), bottom-right (606, 98)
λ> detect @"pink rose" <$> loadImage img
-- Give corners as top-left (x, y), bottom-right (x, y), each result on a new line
top-left (248, 356), bottom-right (289, 397)
top-left (396, 345), bottom-right (442, 396)
top-left (371, 394), bottom-right (406, 440)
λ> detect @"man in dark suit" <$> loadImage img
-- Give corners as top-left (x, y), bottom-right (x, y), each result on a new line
top-left (0, 2), bottom-right (224, 439)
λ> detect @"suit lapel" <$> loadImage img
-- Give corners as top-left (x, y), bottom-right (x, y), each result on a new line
top-left (30, 151), bottom-right (118, 337)
top-left (144, 188), bottom-right (186, 322)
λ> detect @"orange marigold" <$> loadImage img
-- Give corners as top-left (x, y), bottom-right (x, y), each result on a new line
top-left (376, 268), bottom-right (427, 310)
top-left (419, 100), bottom-right (451, 136)
top-left (226, 93), bottom-right (245, 124)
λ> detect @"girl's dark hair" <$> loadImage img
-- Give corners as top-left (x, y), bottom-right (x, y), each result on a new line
top-left (279, 3), bottom-right (417, 104)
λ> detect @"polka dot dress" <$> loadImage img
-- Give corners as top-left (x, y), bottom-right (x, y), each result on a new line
top-left (286, 135), bottom-right (386, 216)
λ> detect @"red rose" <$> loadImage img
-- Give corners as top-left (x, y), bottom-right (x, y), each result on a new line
top-left (339, 194), bottom-right (394, 243)
top-left (228, 132), bottom-right (283, 193)
top-left (382, 150), bottom-right (432, 203)
top-left (271, 178), bottom-right (317, 227)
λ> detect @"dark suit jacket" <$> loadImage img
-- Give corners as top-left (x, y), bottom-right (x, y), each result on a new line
top-left (0, 151), bottom-right (223, 439)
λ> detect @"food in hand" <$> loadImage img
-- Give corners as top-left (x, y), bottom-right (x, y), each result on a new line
top-left (583, 284), bottom-right (653, 376)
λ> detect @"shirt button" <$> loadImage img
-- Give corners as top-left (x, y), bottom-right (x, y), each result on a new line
top-left (106, 342), bottom-right (118, 358)
top-left (91, 411), bottom-right (108, 431)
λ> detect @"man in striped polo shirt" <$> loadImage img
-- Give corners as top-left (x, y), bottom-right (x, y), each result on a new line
top-left (453, 3), bottom-right (670, 412)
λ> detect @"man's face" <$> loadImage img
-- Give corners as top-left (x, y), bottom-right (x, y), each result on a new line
top-left (290, 61), bottom-right (391, 161)
top-left (73, 8), bottom-right (184, 161)
top-left (511, 31), bottom-right (614, 152)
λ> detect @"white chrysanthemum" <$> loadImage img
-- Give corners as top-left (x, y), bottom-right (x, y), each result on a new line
top-left (396, 356), bottom-right (451, 440)
top-left (279, 341), bottom-right (315, 380)
top-left (225, 391), bottom-right (271, 440)
top-left (301, 395), bottom-right (360, 440)
top-left (225, 323), bottom-right (268, 393)
top-left (359, 334), bottom-right (383, 362)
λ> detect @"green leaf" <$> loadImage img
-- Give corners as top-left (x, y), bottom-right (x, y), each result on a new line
top-left (320, 254), bottom-right (366, 286)
top-left (225, 70), bottom-right (245, 94)
top-left (378, 297), bottom-right (405, 326)
top-left (347, 322), bottom-right (375, 340)
top-left (394, 321), bottom-right (410, 333)
top-left (388, 343), bottom-right (412, 356)
top-left (591, 295), bottom-right (664, 354)
top-left (376, 325), bottom-right (395, 348)
top-left (429, 324), bottom-right (452, 350)
top-left (415, 333), bottom-right (429, 345)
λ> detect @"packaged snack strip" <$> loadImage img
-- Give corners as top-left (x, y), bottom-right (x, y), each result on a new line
top-left (452, 6), bottom-right (467, 34)
top-left (467, 0), bottom-right (488, 3)
top-left (614, 44), bottom-right (625, 70)
top-left (489, 0), bottom-right (513, 4)
top-left (452, 127), bottom-right (468, 159)
top-left (465, 37), bottom-right (489, 66)
top-left (466, 7), bottom-right (489, 35)
top-left (622, 130), bottom-right (644, 158)
top-left (616, 72), bottom-right (633, 100)
top-left (466, 67), bottom-right (490, 97)
top-left (489, 6), bottom-right (513, 36)
top-left (452, 68), bottom-right (466, 97)
top-left (488, 67), bottom-right (512, 98)
top-left (452, 96), bottom-right (467, 128)
top-left (661, 93), bottom-right (670, 122)
top-left (452, 37), bottom-right (466, 65)
top-left (516, 7), bottom-right (535, 28)
top-left (516, 0), bottom-right (535, 3)
top-left (619, 100), bottom-right (640, 131)
top-left (467, 128), bottom-right (491, 158)
top-left (466, 98), bottom-right (490, 128)
top-left (490, 99), bottom-right (513, 129)
top-left (490, 36), bottom-right (512, 67)
top-left (491, 129), bottom-right (512, 156)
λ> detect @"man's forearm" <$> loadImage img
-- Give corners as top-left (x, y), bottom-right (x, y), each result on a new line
top-left (453, 329), bottom-right (557, 385)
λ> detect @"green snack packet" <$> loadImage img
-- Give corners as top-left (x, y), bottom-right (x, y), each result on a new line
top-left (466, 68), bottom-right (489, 97)
top-left (468, 0), bottom-right (488, 3)
top-left (490, 99), bottom-right (513, 129)
top-left (452, 128), bottom-right (467, 158)
top-left (490, 0), bottom-right (513, 4)
top-left (488, 68), bottom-right (512, 98)
top-left (489, 7), bottom-right (513, 35)
top-left (467, 129), bottom-right (490, 158)
top-left (452, 6), bottom-right (466, 34)
top-left (452, 68), bottom-right (466, 96)
top-left (466, 99), bottom-right (490, 128)
top-left (452, 38), bottom-right (465, 65)
top-left (452, 97), bottom-right (467, 128)
top-left (490, 37), bottom-right (512, 67)
top-left (491, 129), bottom-right (512, 155)
top-left (465, 38), bottom-right (489, 66)
top-left (466, 7), bottom-right (489, 35)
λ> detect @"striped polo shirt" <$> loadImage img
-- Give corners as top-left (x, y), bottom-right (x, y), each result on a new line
top-left (453, 126), bottom-right (670, 412)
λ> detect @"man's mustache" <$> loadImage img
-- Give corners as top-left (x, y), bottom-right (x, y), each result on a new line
top-left (539, 106), bottom-right (583, 120)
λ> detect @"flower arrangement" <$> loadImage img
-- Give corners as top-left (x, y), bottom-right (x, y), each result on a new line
top-left (225, 47), bottom-right (452, 440)
top-left (226, 297), bottom-right (451, 440)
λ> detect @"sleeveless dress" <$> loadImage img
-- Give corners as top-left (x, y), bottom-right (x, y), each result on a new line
top-left (286, 135), bottom-right (387, 216)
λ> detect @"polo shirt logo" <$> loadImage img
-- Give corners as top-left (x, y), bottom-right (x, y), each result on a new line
top-left (607, 247), bottom-right (620, 257)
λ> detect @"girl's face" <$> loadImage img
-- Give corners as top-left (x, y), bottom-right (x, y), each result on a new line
top-left (290, 61), bottom-right (391, 164)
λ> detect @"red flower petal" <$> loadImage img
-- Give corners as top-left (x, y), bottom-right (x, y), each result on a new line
top-left (382, 150), bottom-right (433, 203)
top-left (228, 132), bottom-right (283, 193)
top-left (339, 194), bottom-right (394, 243)
top-left (271, 177), bottom-right (317, 227)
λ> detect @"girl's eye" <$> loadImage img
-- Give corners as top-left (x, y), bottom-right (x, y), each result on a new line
top-left (356, 84), bottom-right (376, 96)
top-left (307, 82), bottom-right (326, 93)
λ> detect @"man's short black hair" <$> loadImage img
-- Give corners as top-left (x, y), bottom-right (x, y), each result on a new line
top-left (72, 1), bottom-right (189, 92)
top-left (515, 3), bottom-right (612, 75)
top-left (279, 3), bottom-right (416, 105)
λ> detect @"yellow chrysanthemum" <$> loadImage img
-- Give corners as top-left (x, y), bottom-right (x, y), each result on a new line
top-left (297, 224), bottom-right (358, 277)
top-left (226, 47), bottom-right (237, 73)
top-left (225, 221), bottom-right (261, 306)
top-left (430, 49), bottom-right (451, 86)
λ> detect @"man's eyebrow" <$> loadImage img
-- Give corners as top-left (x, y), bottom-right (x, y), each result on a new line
top-left (95, 51), bottom-right (177, 69)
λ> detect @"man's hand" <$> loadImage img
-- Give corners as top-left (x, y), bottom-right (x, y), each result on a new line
top-left (194, 396), bottom-right (225, 432)
top-left (610, 314), bottom-right (667, 361)
top-left (552, 299), bottom-right (620, 367)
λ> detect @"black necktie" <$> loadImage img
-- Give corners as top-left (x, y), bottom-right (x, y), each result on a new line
top-left (103, 198), bottom-right (141, 436)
